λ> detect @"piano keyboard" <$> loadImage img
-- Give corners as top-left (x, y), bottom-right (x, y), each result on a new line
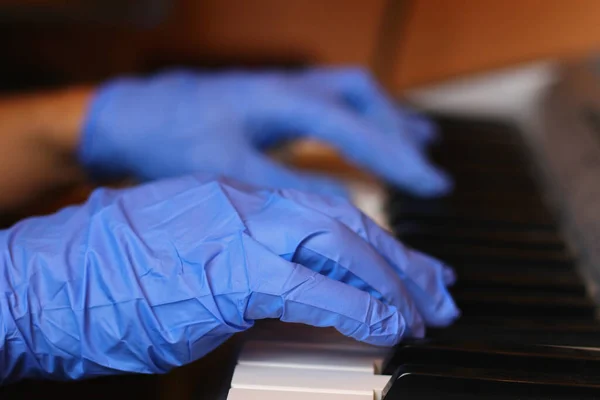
top-left (223, 114), bottom-right (600, 399)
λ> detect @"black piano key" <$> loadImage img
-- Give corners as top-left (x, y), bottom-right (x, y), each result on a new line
top-left (423, 248), bottom-right (573, 265)
top-left (431, 148), bottom-right (530, 168)
top-left (388, 185), bottom-right (548, 201)
top-left (395, 199), bottom-right (555, 222)
top-left (392, 213), bottom-right (557, 231)
top-left (399, 233), bottom-right (567, 252)
top-left (452, 283), bottom-right (587, 297)
top-left (445, 253), bottom-right (585, 294)
top-left (450, 263), bottom-right (584, 288)
top-left (449, 178), bottom-right (541, 194)
top-left (381, 339), bottom-right (600, 376)
top-left (443, 261), bottom-right (575, 276)
top-left (454, 292), bottom-right (596, 318)
top-left (388, 197), bottom-right (554, 218)
top-left (402, 242), bottom-right (571, 264)
top-left (433, 140), bottom-right (527, 156)
top-left (389, 214), bottom-right (558, 233)
top-left (383, 112), bottom-right (600, 399)
top-left (450, 261), bottom-right (581, 277)
top-left (383, 372), bottom-right (600, 400)
top-left (392, 222), bottom-right (565, 247)
top-left (452, 269), bottom-right (582, 284)
top-left (386, 363), bottom-right (600, 389)
top-left (397, 189), bottom-right (551, 202)
top-left (442, 163), bottom-right (537, 177)
top-left (429, 116), bottom-right (524, 140)
top-left (388, 191), bottom-right (550, 208)
top-left (395, 191), bottom-right (551, 209)
top-left (427, 319), bottom-right (600, 347)
top-left (434, 129), bottom-right (524, 145)
top-left (432, 129), bottom-right (524, 147)
top-left (427, 254), bottom-right (575, 270)
top-left (442, 317), bottom-right (600, 331)
top-left (451, 177), bottom-right (539, 191)
top-left (439, 135), bottom-right (525, 148)
top-left (451, 284), bottom-right (587, 298)
top-left (428, 330), bottom-right (600, 348)
top-left (438, 135), bottom-right (524, 150)
top-left (395, 209), bottom-right (555, 230)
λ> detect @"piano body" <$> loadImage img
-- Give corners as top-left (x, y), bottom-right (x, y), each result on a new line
top-left (1, 1), bottom-right (600, 398)
top-left (1, 59), bottom-right (600, 400)
top-left (210, 57), bottom-right (600, 400)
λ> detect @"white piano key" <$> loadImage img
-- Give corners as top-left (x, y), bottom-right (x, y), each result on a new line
top-left (226, 388), bottom-right (372, 400)
top-left (347, 180), bottom-right (391, 232)
top-left (238, 340), bottom-right (385, 372)
top-left (231, 364), bottom-right (390, 396)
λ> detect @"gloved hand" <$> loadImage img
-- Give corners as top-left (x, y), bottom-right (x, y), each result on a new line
top-left (0, 174), bottom-right (458, 382)
top-left (80, 68), bottom-right (451, 198)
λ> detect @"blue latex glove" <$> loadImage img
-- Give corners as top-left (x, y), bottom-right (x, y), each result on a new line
top-left (80, 68), bottom-right (451, 198)
top-left (0, 174), bottom-right (458, 382)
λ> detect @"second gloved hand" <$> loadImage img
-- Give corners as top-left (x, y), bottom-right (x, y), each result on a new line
top-left (0, 174), bottom-right (458, 383)
top-left (80, 68), bottom-right (451, 197)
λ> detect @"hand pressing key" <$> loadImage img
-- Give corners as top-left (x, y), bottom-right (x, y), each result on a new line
top-left (0, 174), bottom-right (459, 383)
top-left (80, 68), bottom-right (451, 198)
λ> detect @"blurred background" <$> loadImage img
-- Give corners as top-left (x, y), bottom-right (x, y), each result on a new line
top-left (2, 0), bottom-right (600, 209)
top-left (2, 0), bottom-right (600, 94)
top-left (1, 0), bottom-right (600, 398)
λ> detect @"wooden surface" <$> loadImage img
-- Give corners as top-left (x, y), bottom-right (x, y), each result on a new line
top-left (0, 0), bottom-right (388, 87)
top-left (3, 0), bottom-right (600, 92)
top-left (392, 0), bottom-right (600, 90)
top-left (140, 0), bottom-right (387, 68)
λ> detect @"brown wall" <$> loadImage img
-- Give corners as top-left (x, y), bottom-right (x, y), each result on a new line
top-left (142, 0), bottom-right (387, 67)
top-left (2, 0), bottom-right (600, 92)
top-left (393, 0), bottom-right (600, 90)
top-left (0, 0), bottom-right (387, 89)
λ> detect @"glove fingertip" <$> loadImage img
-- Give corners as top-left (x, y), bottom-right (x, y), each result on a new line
top-left (395, 166), bottom-right (454, 198)
top-left (442, 264), bottom-right (457, 286)
top-left (428, 305), bottom-right (462, 328)
top-left (427, 167), bottom-right (454, 193)
top-left (410, 116), bottom-right (440, 143)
